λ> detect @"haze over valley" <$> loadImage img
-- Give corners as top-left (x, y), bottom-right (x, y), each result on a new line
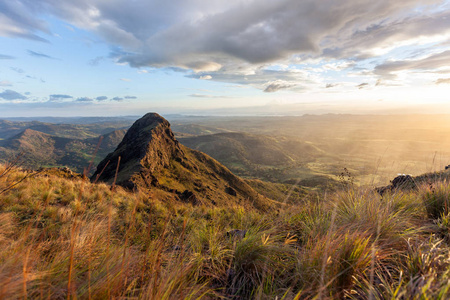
top-left (1, 114), bottom-right (449, 189)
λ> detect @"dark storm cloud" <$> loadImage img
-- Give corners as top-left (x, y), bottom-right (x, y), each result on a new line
top-left (0, 89), bottom-right (27, 100)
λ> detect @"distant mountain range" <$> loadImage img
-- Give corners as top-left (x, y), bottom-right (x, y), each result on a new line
top-left (0, 117), bottom-right (340, 186)
top-left (0, 128), bottom-right (126, 173)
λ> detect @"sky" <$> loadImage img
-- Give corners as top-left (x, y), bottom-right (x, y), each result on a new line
top-left (1, 0), bottom-right (450, 117)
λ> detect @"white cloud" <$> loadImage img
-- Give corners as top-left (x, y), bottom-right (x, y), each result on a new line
top-left (0, 80), bottom-right (13, 87)
top-left (374, 50), bottom-right (450, 79)
top-left (2, 0), bottom-right (450, 93)
top-left (0, 89), bottom-right (27, 100)
top-left (436, 78), bottom-right (450, 85)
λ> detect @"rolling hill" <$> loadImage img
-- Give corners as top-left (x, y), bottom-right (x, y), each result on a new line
top-left (0, 128), bottom-right (126, 173)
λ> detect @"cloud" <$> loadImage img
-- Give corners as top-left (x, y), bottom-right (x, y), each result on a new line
top-left (356, 83), bottom-right (369, 89)
top-left (187, 68), bottom-right (313, 92)
top-left (49, 94), bottom-right (73, 101)
top-left (436, 78), bottom-right (450, 85)
top-left (189, 94), bottom-right (230, 98)
top-left (4, 0), bottom-right (450, 94)
top-left (76, 97), bottom-right (94, 102)
top-left (263, 80), bottom-right (296, 93)
top-left (2, 0), bottom-right (447, 70)
top-left (0, 80), bottom-right (13, 87)
top-left (124, 96), bottom-right (137, 99)
top-left (0, 89), bottom-right (27, 100)
top-left (89, 56), bottom-right (105, 66)
top-left (27, 50), bottom-right (56, 59)
top-left (374, 50), bottom-right (450, 79)
top-left (0, 54), bottom-right (14, 59)
top-left (325, 83), bottom-right (338, 88)
top-left (10, 67), bottom-right (24, 74)
top-left (112, 97), bottom-right (124, 101)
top-left (96, 96), bottom-right (108, 101)
top-left (0, 1), bottom-right (50, 42)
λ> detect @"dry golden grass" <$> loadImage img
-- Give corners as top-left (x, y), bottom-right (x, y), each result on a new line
top-left (2, 164), bottom-right (450, 299)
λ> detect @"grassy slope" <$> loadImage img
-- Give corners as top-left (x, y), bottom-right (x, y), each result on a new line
top-left (176, 115), bottom-right (450, 186)
top-left (0, 119), bottom-right (132, 140)
top-left (2, 164), bottom-right (450, 299)
top-left (0, 129), bottom-right (126, 173)
top-left (179, 132), bottom-right (339, 187)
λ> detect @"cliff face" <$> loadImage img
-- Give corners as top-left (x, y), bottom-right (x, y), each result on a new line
top-left (92, 113), bottom-right (271, 209)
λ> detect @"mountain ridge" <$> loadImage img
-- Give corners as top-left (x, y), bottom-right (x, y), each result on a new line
top-left (92, 113), bottom-right (272, 209)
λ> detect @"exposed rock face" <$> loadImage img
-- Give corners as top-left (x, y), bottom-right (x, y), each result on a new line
top-left (92, 113), bottom-right (183, 188)
top-left (92, 113), bottom-right (270, 209)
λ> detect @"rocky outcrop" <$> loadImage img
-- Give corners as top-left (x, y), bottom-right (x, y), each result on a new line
top-left (92, 113), bottom-right (271, 209)
top-left (376, 174), bottom-right (416, 195)
top-left (92, 113), bottom-right (184, 188)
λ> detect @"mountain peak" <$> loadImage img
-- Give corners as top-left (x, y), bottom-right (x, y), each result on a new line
top-left (92, 113), bottom-right (182, 188)
top-left (92, 113), bottom-right (271, 209)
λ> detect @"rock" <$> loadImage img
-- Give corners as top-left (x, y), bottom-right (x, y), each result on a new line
top-left (91, 113), bottom-right (184, 188)
top-left (391, 174), bottom-right (415, 189)
top-left (180, 190), bottom-right (198, 205)
top-left (91, 112), bottom-right (272, 210)
top-left (376, 174), bottom-right (416, 195)
top-left (225, 186), bottom-right (237, 196)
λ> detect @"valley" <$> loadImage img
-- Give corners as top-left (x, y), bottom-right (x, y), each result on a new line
top-left (1, 114), bottom-right (449, 188)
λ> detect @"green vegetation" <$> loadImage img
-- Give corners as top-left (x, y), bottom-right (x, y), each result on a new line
top-left (0, 129), bottom-right (126, 174)
top-left (174, 114), bottom-right (450, 187)
top-left (2, 114), bottom-right (450, 188)
top-left (3, 164), bottom-right (450, 299)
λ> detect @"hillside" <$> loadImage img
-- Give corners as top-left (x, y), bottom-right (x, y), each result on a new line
top-left (0, 119), bottom-right (132, 140)
top-left (93, 113), bottom-right (272, 209)
top-left (178, 132), bottom-right (339, 187)
top-left (3, 161), bottom-right (450, 298)
top-left (0, 128), bottom-right (126, 173)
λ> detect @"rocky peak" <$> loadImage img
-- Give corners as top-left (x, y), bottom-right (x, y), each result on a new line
top-left (92, 113), bottom-right (271, 209)
top-left (92, 113), bottom-right (185, 187)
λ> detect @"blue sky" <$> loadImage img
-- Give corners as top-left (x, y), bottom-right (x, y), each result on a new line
top-left (1, 0), bottom-right (450, 116)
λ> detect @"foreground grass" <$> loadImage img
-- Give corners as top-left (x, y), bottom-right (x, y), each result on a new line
top-left (1, 165), bottom-right (450, 299)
